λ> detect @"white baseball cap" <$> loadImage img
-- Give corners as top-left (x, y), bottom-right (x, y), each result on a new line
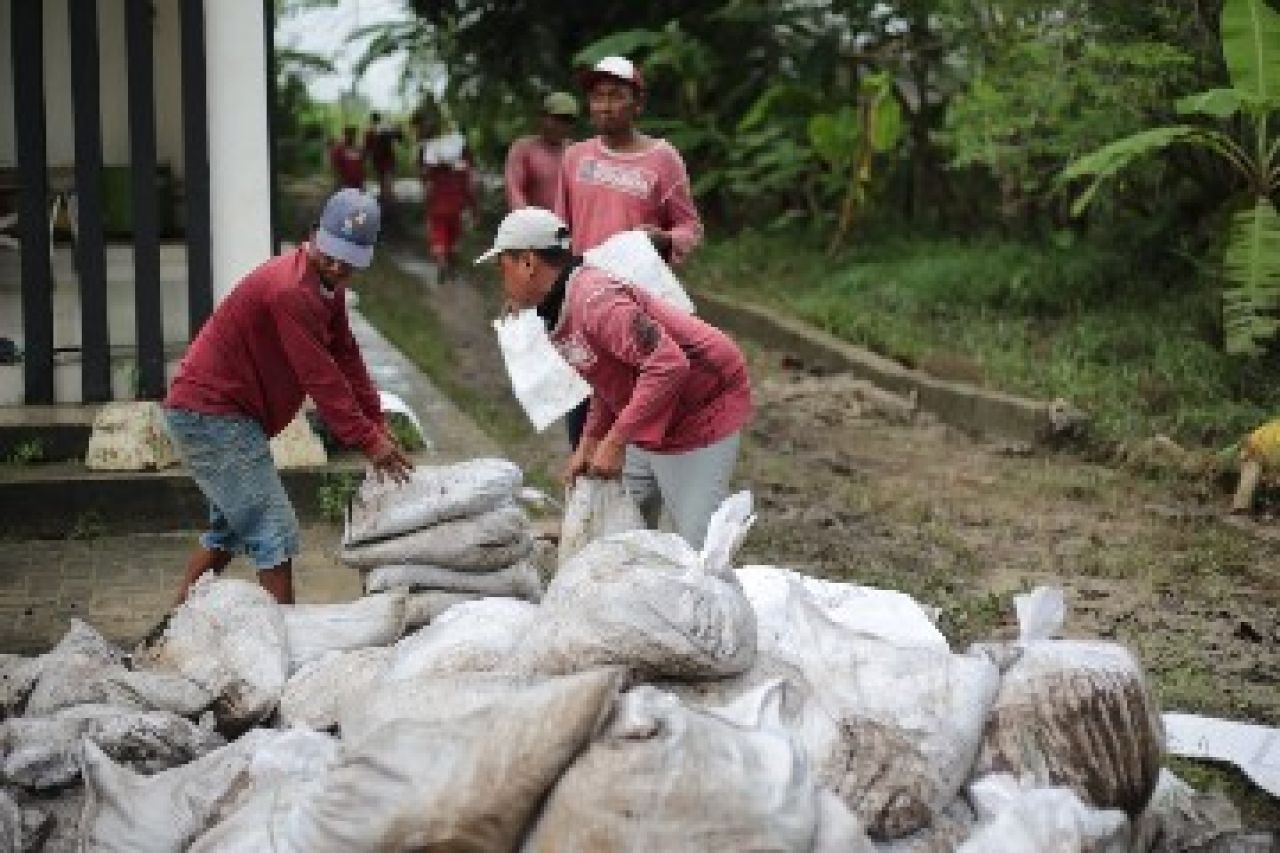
top-left (474, 208), bottom-right (571, 264)
top-left (580, 55), bottom-right (645, 92)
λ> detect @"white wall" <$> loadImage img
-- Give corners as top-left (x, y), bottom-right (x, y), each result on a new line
top-left (0, 0), bottom-right (185, 176)
top-left (205, 0), bottom-right (272, 300)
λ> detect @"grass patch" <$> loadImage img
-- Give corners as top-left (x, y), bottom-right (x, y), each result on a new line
top-left (687, 229), bottom-right (1280, 451)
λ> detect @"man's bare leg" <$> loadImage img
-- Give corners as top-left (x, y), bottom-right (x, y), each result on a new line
top-left (177, 546), bottom-right (234, 604)
top-left (258, 561), bottom-right (295, 605)
top-left (1232, 456), bottom-right (1263, 514)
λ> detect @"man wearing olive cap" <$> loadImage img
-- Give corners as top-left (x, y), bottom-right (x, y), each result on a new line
top-left (164, 188), bottom-right (413, 605)
top-left (504, 91), bottom-right (580, 211)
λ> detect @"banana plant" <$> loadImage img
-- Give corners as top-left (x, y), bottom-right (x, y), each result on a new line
top-left (809, 71), bottom-right (903, 254)
top-left (1059, 0), bottom-right (1280, 356)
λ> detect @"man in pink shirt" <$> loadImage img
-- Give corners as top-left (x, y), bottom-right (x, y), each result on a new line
top-left (164, 189), bottom-right (412, 604)
top-left (477, 208), bottom-right (750, 548)
top-left (555, 56), bottom-right (703, 265)
top-left (555, 56), bottom-right (705, 450)
top-left (504, 92), bottom-right (578, 211)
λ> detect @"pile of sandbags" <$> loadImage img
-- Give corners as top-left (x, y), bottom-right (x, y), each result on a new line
top-left (340, 458), bottom-right (544, 602)
top-left (3, 468), bottom-right (1274, 852)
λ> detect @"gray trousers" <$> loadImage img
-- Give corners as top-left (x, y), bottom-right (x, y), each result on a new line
top-left (623, 431), bottom-right (742, 549)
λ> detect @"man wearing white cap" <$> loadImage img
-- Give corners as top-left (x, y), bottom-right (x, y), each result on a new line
top-left (505, 91), bottom-right (579, 211)
top-left (477, 208), bottom-right (751, 549)
top-left (555, 55), bottom-right (705, 449)
top-left (164, 188), bottom-right (413, 604)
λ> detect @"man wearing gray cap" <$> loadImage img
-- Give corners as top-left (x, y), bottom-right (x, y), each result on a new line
top-left (504, 91), bottom-right (579, 212)
top-left (164, 188), bottom-right (413, 605)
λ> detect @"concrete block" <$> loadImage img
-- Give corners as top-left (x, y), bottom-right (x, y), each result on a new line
top-left (84, 402), bottom-right (178, 471)
top-left (270, 413), bottom-right (328, 469)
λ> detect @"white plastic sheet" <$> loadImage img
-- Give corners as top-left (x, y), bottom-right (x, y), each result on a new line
top-left (1163, 713), bottom-right (1280, 799)
top-left (583, 230), bottom-right (697, 314)
top-left (493, 309), bottom-right (591, 431)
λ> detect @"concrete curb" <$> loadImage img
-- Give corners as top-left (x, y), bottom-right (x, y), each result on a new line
top-left (696, 291), bottom-right (1055, 445)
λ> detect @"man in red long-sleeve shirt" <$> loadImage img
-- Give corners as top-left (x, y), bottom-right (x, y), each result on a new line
top-left (504, 91), bottom-right (578, 211)
top-left (164, 189), bottom-right (412, 604)
top-left (477, 208), bottom-right (750, 548)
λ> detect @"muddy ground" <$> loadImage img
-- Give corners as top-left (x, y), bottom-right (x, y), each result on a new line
top-left (399, 242), bottom-right (1279, 827)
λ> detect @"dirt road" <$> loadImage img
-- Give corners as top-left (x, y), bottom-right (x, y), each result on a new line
top-left (411, 245), bottom-right (1279, 825)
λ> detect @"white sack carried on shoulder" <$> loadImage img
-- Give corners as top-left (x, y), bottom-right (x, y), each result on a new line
top-left (559, 477), bottom-right (645, 566)
top-left (972, 586), bottom-right (1164, 817)
top-left (493, 308), bottom-right (592, 432)
top-left (736, 566), bottom-right (949, 653)
top-left (132, 578), bottom-right (288, 729)
top-left (278, 647), bottom-right (393, 731)
top-left (583, 230), bottom-right (697, 314)
top-left (383, 597), bottom-right (538, 683)
top-left (281, 591), bottom-right (407, 675)
top-left (191, 670), bottom-right (619, 853)
top-left (80, 728), bottom-right (338, 853)
top-left (364, 559), bottom-right (544, 601)
top-left (957, 774), bottom-right (1130, 853)
top-left (511, 528), bottom-right (758, 681)
top-left (525, 684), bottom-right (874, 853)
top-left (340, 503), bottom-right (533, 570)
top-left (0, 704), bottom-right (224, 789)
top-left (343, 457), bottom-right (523, 546)
top-left (781, 591), bottom-right (999, 840)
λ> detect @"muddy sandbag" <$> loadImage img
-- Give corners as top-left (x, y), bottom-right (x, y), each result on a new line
top-left (79, 727), bottom-right (337, 853)
top-left (24, 620), bottom-right (213, 718)
top-left (525, 683), bottom-right (874, 853)
top-left (386, 597), bottom-right (538, 682)
top-left (281, 591), bottom-right (407, 674)
top-left (403, 590), bottom-right (484, 631)
top-left (957, 774), bottom-right (1130, 853)
top-left (0, 704), bottom-right (224, 789)
top-left (190, 669), bottom-right (619, 853)
top-left (340, 503), bottom-right (534, 570)
top-left (872, 800), bottom-right (976, 853)
top-left (777, 590), bottom-right (999, 839)
top-left (511, 517), bottom-right (757, 681)
top-left (343, 457), bottom-right (523, 546)
top-left (0, 655), bottom-right (43, 719)
top-left (365, 559), bottom-right (544, 601)
top-left (0, 787), bottom-right (51, 853)
top-left (559, 477), bottom-right (645, 565)
top-left (737, 566), bottom-right (949, 652)
top-left (972, 587), bottom-right (1164, 816)
top-left (1129, 769), bottom-right (1259, 853)
top-left (133, 578), bottom-right (288, 729)
top-left (278, 647), bottom-right (393, 731)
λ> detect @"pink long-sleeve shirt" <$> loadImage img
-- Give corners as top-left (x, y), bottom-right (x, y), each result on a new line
top-left (550, 265), bottom-right (751, 453)
top-left (555, 137), bottom-right (703, 265)
top-left (505, 136), bottom-right (567, 211)
top-left (165, 244), bottom-right (384, 453)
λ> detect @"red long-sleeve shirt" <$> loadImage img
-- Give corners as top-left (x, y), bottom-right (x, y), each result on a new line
top-left (505, 135), bottom-right (567, 210)
top-left (165, 244), bottom-right (385, 453)
top-left (550, 265), bottom-right (752, 453)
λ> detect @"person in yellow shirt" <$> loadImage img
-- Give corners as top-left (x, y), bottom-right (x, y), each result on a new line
top-left (1231, 418), bottom-right (1280, 513)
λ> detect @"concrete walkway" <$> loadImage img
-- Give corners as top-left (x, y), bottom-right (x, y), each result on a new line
top-left (0, 259), bottom-right (498, 655)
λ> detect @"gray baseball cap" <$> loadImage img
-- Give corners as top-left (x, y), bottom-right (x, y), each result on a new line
top-left (314, 188), bottom-right (381, 268)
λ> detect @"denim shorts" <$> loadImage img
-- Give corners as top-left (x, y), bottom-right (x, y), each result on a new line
top-left (164, 408), bottom-right (299, 570)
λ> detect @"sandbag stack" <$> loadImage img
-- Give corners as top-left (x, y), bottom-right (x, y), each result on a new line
top-left (340, 458), bottom-right (543, 602)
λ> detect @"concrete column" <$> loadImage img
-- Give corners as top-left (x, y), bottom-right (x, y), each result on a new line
top-left (204, 0), bottom-right (271, 301)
